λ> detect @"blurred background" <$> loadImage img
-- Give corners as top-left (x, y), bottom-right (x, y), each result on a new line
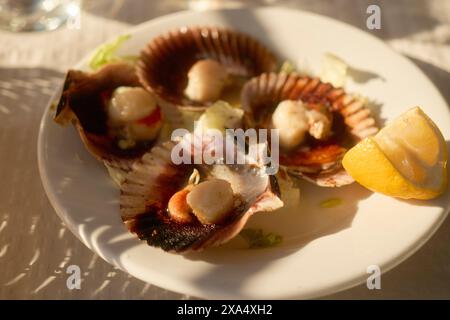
top-left (0, 0), bottom-right (449, 299)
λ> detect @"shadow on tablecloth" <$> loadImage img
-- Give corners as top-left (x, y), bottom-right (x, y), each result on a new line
top-left (0, 67), bottom-right (184, 299)
top-left (82, 0), bottom-right (443, 41)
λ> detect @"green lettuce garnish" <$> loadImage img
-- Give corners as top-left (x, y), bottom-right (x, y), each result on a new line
top-left (320, 52), bottom-right (348, 87)
top-left (89, 34), bottom-right (138, 70)
top-left (240, 228), bottom-right (282, 249)
top-left (195, 100), bottom-right (244, 133)
top-left (279, 60), bottom-right (297, 74)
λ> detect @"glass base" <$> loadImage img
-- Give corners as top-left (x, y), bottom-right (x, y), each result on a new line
top-left (0, 0), bottom-right (79, 32)
top-left (0, 15), bottom-right (67, 32)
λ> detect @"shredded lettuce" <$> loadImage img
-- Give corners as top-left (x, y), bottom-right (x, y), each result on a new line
top-left (195, 100), bottom-right (244, 133)
top-left (279, 60), bottom-right (297, 74)
top-left (280, 53), bottom-right (349, 85)
top-left (320, 53), bottom-right (348, 87)
top-left (89, 34), bottom-right (137, 70)
top-left (240, 228), bottom-right (282, 249)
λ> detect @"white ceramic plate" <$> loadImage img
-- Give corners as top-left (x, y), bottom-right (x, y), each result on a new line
top-left (38, 7), bottom-right (450, 299)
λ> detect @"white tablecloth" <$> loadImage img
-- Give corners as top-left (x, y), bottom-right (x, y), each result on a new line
top-left (0, 0), bottom-right (449, 299)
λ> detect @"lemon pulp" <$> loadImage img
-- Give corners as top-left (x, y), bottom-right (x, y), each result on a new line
top-left (342, 107), bottom-right (447, 200)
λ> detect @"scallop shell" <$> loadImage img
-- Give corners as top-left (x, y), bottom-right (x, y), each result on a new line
top-left (54, 62), bottom-right (180, 176)
top-left (137, 26), bottom-right (278, 111)
top-left (120, 133), bottom-right (283, 252)
top-left (241, 72), bottom-right (379, 187)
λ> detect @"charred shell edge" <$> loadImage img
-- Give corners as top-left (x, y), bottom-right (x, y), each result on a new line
top-left (120, 139), bottom-right (283, 252)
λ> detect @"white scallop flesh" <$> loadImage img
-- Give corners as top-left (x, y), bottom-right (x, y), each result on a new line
top-left (186, 179), bottom-right (235, 225)
top-left (272, 100), bottom-right (309, 150)
top-left (108, 86), bottom-right (157, 124)
top-left (307, 109), bottom-right (332, 140)
top-left (184, 59), bottom-right (228, 103)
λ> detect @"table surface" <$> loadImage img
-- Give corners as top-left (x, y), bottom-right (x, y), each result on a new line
top-left (1, 0), bottom-right (449, 300)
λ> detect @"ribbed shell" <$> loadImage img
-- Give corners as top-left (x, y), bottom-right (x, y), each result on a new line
top-left (241, 72), bottom-right (379, 187)
top-left (137, 26), bottom-right (278, 111)
top-left (120, 134), bottom-right (283, 253)
top-left (54, 62), bottom-right (179, 174)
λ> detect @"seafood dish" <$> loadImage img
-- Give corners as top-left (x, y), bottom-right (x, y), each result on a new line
top-left (241, 72), bottom-right (378, 187)
top-left (137, 26), bottom-right (277, 111)
top-left (120, 133), bottom-right (282, 252)
top-left (54, 62), bottom-right (181, 183)
top-left (52, 25), bottom-right (447, 254)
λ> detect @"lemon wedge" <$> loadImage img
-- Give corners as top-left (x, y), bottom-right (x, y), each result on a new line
top-left (343, 107), bottom-right (447, 199)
